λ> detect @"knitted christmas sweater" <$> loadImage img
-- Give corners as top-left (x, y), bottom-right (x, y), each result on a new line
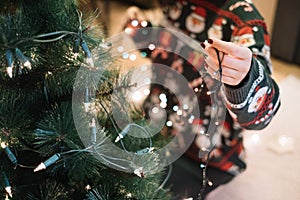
top-left (127, 0), bottom-right (281, 175)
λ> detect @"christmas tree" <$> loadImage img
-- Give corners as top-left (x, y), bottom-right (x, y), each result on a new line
top-left (0, 0), bottom-right (171, 199)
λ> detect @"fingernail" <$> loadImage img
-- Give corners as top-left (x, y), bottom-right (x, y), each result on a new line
top-left (208, 39), bottom-right (213, 44)
top-left (200, 42), bottom-right (206, 49)
top-left (204, 63), bottom-right (208, 69)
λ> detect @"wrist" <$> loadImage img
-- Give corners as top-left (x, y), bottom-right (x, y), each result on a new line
top-left (223, 58), bottom-right (260, 105)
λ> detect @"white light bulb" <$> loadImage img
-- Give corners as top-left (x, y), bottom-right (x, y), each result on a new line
top-left (7, 67), bottom-right (13, 78)
top-left (148, 44), bottom-right (155, 50)
top-left (24, 60), bottom-right (32, 69)
top-left (131, 20), bottom-right (139, 27)
top-left (5, 186), bottom-right (12, 197)
top-left (1, 142), bottom-right (7, 149)
top-left (86, 57), bottom-right (94, 68)
top-left (141, 21), bottom-right (148, 27)
top-left (34, 163), bottom-right (46, 172)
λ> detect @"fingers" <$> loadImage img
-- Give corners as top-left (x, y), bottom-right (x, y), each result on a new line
top-left (205, 47), bottom-right (223, 67)
top-left (205, 60), bottom-right (242, 85)
top-left (205, 55), bottom-right (249, 84)
top-left (201, 38), bottom-right (252, 85)
top-left (207, 37), bottom-right (252, 59)
top-left (204, 51), bottom-right (249, 85)
top-left (204, 54), bottom-right (219, 72)
top-left (205, 40), bottom-right (251, 69)
top-left (220, 67), bottom-right (243, 85)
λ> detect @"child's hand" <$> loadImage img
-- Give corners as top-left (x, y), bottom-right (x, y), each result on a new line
top-left (201, 38), bottom-right (252, 86)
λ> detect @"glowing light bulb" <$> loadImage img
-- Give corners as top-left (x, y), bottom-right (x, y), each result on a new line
top-left (85, 184), bottom-right (91, 190)
top-left (160, 102), bottom-right (167, 108)
top-left (177, 110), bottom-right (183, 116)
top-left (126, 193), bottom-right (133, 198)
top-left (141, 21), bottom-right (148, 27)
top-left (148, 44), bottom-right (155, 50)
top-left (122, 52), bottom-right (129, 59)
top-left (166, 121), bottom-right (173, 127)
top-left (131, 19), bottom-right (139, 27)
top-left (159, 93), bottom-right (167, 102)
top-left (173, 105), bottom-right (179, 112)
top-left (129, 54), bottom-right (137, 61)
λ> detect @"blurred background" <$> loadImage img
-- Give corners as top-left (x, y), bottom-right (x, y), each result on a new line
top-left (90, 0), bottom-right (300, 199)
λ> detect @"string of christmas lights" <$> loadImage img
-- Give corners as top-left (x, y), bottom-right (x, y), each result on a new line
top-left (123, 18), bottom-right (226, 199)
top-left (197, 48), bottom-right (223, 200)
top-left (3, 11), bottom-right (95, 79)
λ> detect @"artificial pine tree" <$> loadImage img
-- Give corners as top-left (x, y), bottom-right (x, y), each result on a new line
top-left (0, 0), bottom-right (171, 199)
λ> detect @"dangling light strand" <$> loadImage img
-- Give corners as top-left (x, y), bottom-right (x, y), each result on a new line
top-left (197, 48), bottom-right (223, 199)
